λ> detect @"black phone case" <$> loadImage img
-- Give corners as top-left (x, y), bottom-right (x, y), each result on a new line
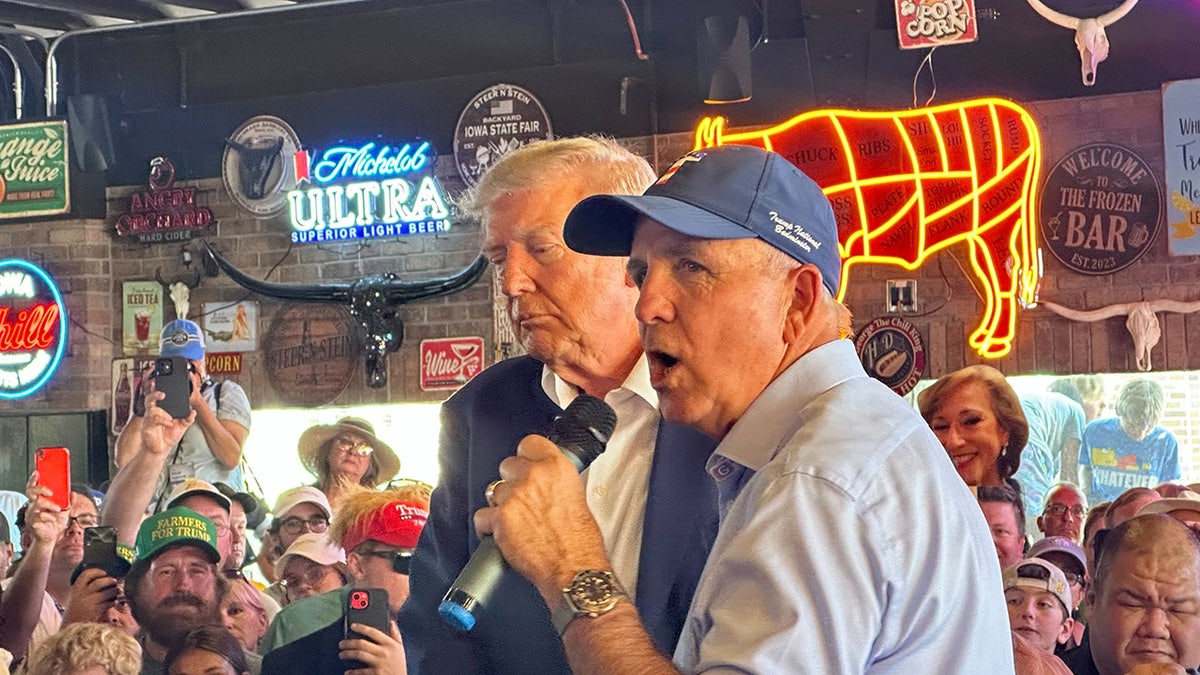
top-left (154, 356), bottom-right (192, 419)
top-left (81, 526), bottom-right (126, 578)
top-left (343, 588), bottom-right (390, 669)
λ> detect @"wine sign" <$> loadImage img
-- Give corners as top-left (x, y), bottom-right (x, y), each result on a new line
top-left (0, 259), bottom-right (67, 399)
top-left (420, 337), bottom-right (484, 391)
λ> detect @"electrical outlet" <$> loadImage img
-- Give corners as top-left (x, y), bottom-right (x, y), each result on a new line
top-left (886, 280), bottom-right (917, 313)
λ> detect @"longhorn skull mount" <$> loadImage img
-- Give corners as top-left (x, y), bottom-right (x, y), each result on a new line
top-left (1025, 0), bottom-right (1138, 86)
top-left (1039, 298), bottom-right (1200, 371)
top-left (202, 241), bottom-right (487, 388)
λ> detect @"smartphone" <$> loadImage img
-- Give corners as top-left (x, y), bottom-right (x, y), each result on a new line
top-left (153, 356), bottom-right (192, 419)
top-left (81, 526), bottom-right (128, 578)
top-left (35, 447), bottom-right (71, 510)
top-left (343, 588), bottom-right (391, 668)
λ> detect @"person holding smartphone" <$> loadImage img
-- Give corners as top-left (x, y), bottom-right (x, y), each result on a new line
top-left (260, 484), bottom-right (428, 675)
top-left (113, 319), bottom-right (252, 496)
top-left (0, 471), bottom-right (99, 661)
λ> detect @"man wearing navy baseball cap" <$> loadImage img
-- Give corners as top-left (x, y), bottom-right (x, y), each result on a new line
top-left (476, 145), bottom-right (1013, 672)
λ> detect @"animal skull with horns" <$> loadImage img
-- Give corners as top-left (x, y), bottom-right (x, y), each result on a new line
top-left (1025, 0), bottom-right (1139, 86)
top-left (1040, 298), bottom-right (1200, 371)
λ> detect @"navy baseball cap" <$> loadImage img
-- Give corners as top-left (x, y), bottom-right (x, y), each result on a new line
top-left (563, 145), bottom-right (841, 295)
top-left (160, 318), bottom-right (205, 361)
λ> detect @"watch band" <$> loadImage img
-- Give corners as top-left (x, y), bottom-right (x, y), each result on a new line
top-left (551, 595), bottom-right (579, 635)
top-left (551, 569), bottom-right (627, 636)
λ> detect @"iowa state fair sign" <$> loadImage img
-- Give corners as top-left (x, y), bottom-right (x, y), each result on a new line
top-left (287, 139), bottom-right (450, 244)
top-left (0, 259), bottom-right (67, 399)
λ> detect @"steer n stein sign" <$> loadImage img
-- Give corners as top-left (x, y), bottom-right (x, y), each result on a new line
top-left (0, 259), bottom-right (67, 399)
top-left (1040, 143), bottom-right (1162, 275)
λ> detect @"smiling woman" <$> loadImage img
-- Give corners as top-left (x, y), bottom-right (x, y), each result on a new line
top-left (917, 365), bottom-right (1029, 488)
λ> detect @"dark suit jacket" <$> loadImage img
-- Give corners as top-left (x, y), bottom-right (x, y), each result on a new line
top-left (398, 356), bottom-right (718, 674)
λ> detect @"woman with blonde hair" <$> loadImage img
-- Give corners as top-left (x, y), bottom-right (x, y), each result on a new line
top-left (220, 576), bottom-right (270, 652)
top-left (296, 418), bottom-right (401, 511)
top-left (20, 622), bottom-right (141, 675)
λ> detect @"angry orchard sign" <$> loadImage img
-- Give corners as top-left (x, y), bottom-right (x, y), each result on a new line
top-left (1040, 143), bottom-right (1163, 275)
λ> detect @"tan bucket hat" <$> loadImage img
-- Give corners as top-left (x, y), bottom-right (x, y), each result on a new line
top-left (297, 417), bottom-right (400, 486)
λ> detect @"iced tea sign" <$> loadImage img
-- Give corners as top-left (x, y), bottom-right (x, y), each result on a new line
top-left (0, 120), bottom-right (70, 219)
top-left (0, 259), bottom-right (67, 399)
top-left (420, 337), bottom-right (484, 391)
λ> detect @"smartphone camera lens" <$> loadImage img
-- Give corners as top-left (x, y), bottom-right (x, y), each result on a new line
top-left (157, 359), bottom-right (172, 375)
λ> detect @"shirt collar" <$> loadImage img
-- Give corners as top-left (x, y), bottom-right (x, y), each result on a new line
top-left (712, 339), bottom-right (866, 473)
top-left (540, 353), bottom-right (658, 410)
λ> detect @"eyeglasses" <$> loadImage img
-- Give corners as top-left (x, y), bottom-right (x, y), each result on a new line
top-left (1061, 570), bottom-right (1085, 587)
top-left (361, 549), bottom-right (412, 574)
top-left (1043, 504), bottom-right (1086, 519)
top-left (278, 516), bottom-right (330, 535)
top-left (67, 514), bottom-right (100, 530)
top-left (280, 564), bottom-right (334, 591)
top-left (332, 436), bottom-right (373, 457)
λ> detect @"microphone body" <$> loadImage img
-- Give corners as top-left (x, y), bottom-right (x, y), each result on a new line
top-left (438, 394), bottom-right (617, 632)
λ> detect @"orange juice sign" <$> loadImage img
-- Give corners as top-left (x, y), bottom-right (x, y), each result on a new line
top-left (0, 120), bottom-right (70, 219)
top-left (895, 0), bottom-right (978, 50)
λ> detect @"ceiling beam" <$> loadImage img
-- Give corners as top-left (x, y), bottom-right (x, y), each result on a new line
top-left (2, 0), bottom-right (167, 22)
top-left (162, 0), bottom-right (253, 11)
top-left (0, 1), bottom-right (90, 30)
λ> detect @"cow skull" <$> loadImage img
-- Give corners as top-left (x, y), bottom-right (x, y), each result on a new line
top-left (1039, 299), bottom-right (1200, 371)
top-left (203, 242), bottom-right (487, 387)
top-left (1025, 0), bottom-right (1138, 86)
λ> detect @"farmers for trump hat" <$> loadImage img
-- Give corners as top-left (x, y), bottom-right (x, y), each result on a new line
top-left (134, 506), bottom-right (221, 564)
top-left (563, 145), bottom-right (842, 295)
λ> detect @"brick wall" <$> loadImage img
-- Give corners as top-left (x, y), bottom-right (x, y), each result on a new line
top-left (1, 89), bottom-right (1196, 422)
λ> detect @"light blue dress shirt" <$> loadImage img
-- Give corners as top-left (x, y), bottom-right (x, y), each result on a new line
top-left (673, 340), bottom-right (1015, 674)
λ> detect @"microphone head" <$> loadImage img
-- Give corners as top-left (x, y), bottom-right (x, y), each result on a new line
top-left (548, 394), bottom-right (617, 468)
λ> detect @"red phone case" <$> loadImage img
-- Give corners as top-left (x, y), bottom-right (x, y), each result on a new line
top-left (35, 447), bottom-right (71, 510)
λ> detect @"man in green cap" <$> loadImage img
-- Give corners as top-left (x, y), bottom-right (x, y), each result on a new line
top-left (124, 506), bottom-right (262, 674)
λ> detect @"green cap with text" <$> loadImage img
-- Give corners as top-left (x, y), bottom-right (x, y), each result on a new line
top-left (134, 506), bottom-right (220, 563)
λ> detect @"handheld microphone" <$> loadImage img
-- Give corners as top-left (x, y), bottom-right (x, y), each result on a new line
top-left (438, 394), bottom-right (617, 632)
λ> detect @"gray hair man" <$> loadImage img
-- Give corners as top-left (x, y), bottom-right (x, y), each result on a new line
top-left (476, 145), bottom-right (1013, 672)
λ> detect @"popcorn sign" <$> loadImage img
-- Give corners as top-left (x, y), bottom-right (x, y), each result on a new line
top-left (896, 0), bottom-right (978, 50)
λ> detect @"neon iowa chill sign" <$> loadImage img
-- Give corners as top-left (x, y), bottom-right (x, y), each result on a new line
top-left (0, 259), bottom-right (66, 399)
top-left (286, 140), bottom-right (450, 244)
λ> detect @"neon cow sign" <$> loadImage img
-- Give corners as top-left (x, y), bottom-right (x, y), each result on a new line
top-left (694, 98), bottom-right (1043, 358)
top-left (287, 140), bottom-right (450, 244)
top-left (0, 259), bottom-right (67, 398)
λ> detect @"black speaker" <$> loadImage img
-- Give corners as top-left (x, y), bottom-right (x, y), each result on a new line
top-left (697, 14), bottom-right (752, 104)
top-left (66, 94), bottom-right (116, 173)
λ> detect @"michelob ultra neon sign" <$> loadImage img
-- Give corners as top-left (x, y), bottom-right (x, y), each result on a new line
top-left (287, 140), bottom-right (450, 244)
top-left (0, 259), bottom-right (66, 398)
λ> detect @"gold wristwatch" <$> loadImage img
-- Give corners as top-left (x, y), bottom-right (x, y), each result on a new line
top-left (551, 569), bottom-right (628, 635)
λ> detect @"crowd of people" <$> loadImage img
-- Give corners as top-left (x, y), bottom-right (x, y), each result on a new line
top-left (0, 137), bottom-right (1198, 675)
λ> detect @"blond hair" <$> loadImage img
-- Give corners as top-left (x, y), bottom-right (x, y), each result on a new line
top-left (329, 483), bottom-right (432, 550)
top-left (456, 136), bottom-right (655, 223)
top-left (21, 623), bottom-right (142, 675)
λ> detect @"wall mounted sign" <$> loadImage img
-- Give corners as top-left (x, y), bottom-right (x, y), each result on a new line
top-left (1040, 143), bottom-right (1162, 275)
top-left (205, 353), bottom-right (243, 376)
top-left (895, 0), bottom-right (978, 50)
top-left (122, 280), bottom-right (162, 355)
top-left (287, 139), bottom-right (450, 244)
top-left (263, 304), bottom-right (357, 406)
top-left (854, 317), bottom-right (926, 396)
top-left (222, 115), bottom-right (302, 218)
top-left (1163, 78), bottom-right (1200, 255)
top-left (420, 336), bottom-right (485, 391)
top-left (0, 259), bottom-right (67, 399)
top-left (453, 84), bottom-right (553, 187)
top-left (693, 97), bottom-right (1042, 359)
top-left (201, 301), bottom-right (257, 352)
top-left (0, 120), bottom-right (70, 219)
top-left (115, 157), bottom-right (214, 243)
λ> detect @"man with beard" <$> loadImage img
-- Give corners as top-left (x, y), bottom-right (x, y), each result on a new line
top-left (0, 477), bottom-right (99, 660)
top-left (124, 506), bottom-right (262, 675)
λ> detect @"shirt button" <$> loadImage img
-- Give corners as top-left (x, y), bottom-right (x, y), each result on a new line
top-left (595, 485), bottom-right (609, 498)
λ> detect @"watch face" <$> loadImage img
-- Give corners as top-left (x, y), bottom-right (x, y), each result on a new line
top-left (569, 571), bottom-right (624, 614)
